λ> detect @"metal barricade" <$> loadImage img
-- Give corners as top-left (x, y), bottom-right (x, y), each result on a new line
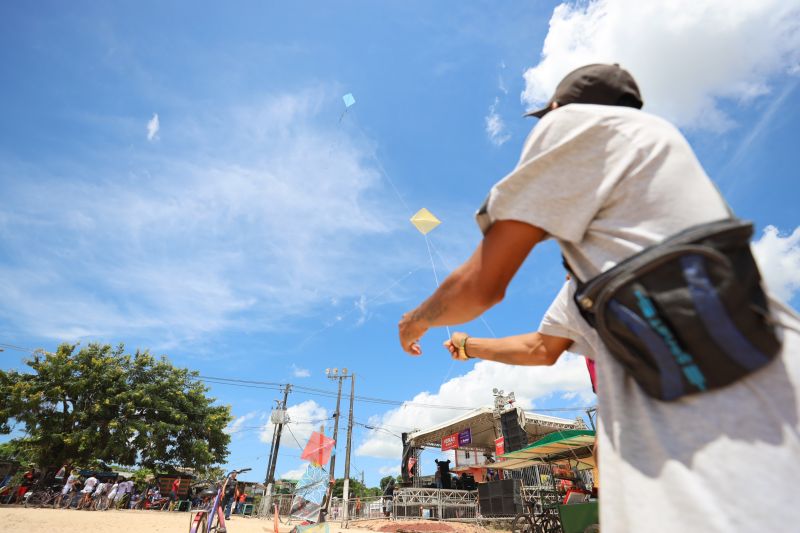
top-left (344, 496), bottom-right (386, 521)
top-left (391, 488), bottom-right (478, 522)
top-left (256, 493), bottom-right (294, 519)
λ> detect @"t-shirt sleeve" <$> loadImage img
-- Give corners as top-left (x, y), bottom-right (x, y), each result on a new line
top-left (476, 106), bottom-right (639, 242)
top-left (539, 280), bottom-right (593, 357)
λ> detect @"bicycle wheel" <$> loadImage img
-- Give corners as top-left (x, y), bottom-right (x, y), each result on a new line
top-left (190, 511), bottom-right (208, 533)
top-left (512, 514), bottom-right (534, 533)
top-left (536, 514), bottom-right (563, 533)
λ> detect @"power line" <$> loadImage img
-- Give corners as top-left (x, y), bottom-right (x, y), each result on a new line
top-left (2, 343), bottom-right (594, 414)
top-left (199, 375), bottom-right (595, 413)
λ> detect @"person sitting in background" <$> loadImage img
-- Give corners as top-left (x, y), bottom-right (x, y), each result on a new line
top-left (79, 474), bottom-right (99, 509)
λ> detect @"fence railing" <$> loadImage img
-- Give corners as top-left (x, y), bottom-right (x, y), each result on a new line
top-left (387, 488), bottom-right (479, 522)
top-left (255, 493), bottom-right (294, 518)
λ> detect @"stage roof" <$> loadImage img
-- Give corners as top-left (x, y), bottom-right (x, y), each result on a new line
top-left (406, 407), bottom-right (585, 451)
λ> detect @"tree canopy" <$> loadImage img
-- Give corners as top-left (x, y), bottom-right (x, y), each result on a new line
top-left (0, 342), bottom-right (232, 471)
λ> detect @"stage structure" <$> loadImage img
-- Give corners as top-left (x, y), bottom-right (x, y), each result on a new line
top-left (393, 391), bottom-right (587, 522)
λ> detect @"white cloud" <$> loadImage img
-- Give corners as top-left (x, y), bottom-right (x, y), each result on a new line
top-left (280, 466), bottom-right (307, 480)
top-left (485, 97), bottom-right (511, 146)
top-left (378, 465), bottom-right (400, 476)
top-left (752, 225), bottom-right (800, 302)
top-left (260, 400), bottom-right (329, 449)
top-left (147, 113), bottom-right (159, 141)
top-left (522, 0), bottom-right (800, 131)
top-left (356, 354), bottom-right (593, 459)
top-left (292, 364), bottom-right (311, 378)
top-left (354, 294), bottom-right (368, 327)
top-left (0, 90), bottom-right (414, 342)
top-left (225, 411), bottom-right (258, 437)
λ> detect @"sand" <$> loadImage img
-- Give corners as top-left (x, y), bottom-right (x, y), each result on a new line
top-left (0, 507), bottom-right (497, 533)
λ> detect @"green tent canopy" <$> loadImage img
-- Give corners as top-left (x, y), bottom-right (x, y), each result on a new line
top-left (497, 429), bottom-right (596, 470)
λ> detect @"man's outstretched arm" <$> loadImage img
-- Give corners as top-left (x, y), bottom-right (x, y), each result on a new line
top-left (398, 219), bottom-right (546, 355)
top-left (443, 331), bottom-right (573, 366)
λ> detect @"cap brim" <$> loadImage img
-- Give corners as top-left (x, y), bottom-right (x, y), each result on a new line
top-left (523, 105), bottom-right (551, 118)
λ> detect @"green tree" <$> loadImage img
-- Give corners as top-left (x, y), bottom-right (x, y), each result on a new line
top-left (332, 477), bottom-right (370, 498)
top-left (379, 475), bottom-right (395, 491)
top-left (0, 342), bottom-right (232, 471)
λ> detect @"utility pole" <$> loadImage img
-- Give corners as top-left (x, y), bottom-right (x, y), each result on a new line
top-left (266, 384), bottom-right (292, 489)
top-left (264, 409), bottom-right (279, 483)
top-left (342, 373), bottom-right (356, 523)
top-left (324, 368), bottom-right (345, 514)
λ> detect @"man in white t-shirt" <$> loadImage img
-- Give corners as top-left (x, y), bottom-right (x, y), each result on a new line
top-left (61, 470), bottom-right (80, 496)
top-left (399, 64), bottom-right (800, 532)
top-left (79, 475), bottom-right (99, 509)
top-left (114, 478), bottom-right (132, 507)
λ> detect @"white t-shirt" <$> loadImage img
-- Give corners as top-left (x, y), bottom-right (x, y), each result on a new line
top-left (539, 280), bottom-right (598, 360)
top-left (81, 476), bottom-right (98, 493)
top-left (62, 474), bottom-right (79, 495)
top-left (107, 482), bottom-right (119, 497)
top-left (478, 103), bottom-right (800, 532)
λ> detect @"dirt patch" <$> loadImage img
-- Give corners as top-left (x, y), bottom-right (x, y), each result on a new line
top-left (377, 522), bottom-right (455, 533)
top-left (353, 520), bottom-right (499, 533)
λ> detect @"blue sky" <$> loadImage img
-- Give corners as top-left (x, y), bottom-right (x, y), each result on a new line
top-left (1, 1), bottom-right (799, 487)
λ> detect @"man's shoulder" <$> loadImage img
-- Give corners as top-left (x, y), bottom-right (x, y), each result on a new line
top-left (542, 104), bottom-right (674, 135)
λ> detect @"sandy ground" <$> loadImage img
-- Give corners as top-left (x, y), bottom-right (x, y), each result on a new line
top-left (0, 507), bottom-right (498, 533)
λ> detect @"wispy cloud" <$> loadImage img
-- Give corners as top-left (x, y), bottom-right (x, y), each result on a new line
top-left (354, 294), bottom-right (368, 327)
top-left (292, 364), bottom-right (311, 378)
top-left (147, 112), bottom-right (159, 141)
top-left (280, 466), bottom-right (307, 480)
top-left (485, 97), bottom-right (511, 146)
top-left (225, 411), bottom-right (258, 437)
top-left (378, 464), bottom-right (400, 476)
top-left (0, 89), bottom-right (415, 343)
top-left (752, 225), bottom-right (800, 303)
top-left (356, 354), bottom-right (593, 458)
top-left (522, 0), bottom-right (800, 131)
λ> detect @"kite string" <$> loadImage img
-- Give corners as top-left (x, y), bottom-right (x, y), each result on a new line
top-left (347, 109), bottom-right (411, 212)
top-left (428, 236), bottom-right (497, 338)
top-left (425, 233), bottom-right (460, 386)
top-left (424, 233), bottom-right (451, 341)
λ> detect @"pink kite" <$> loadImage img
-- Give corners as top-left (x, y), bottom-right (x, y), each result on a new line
top-left (301, 431), bottom-right (335, 466)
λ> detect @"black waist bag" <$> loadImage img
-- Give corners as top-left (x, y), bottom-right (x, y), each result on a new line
top-left (568, 218), bottom-right (782, 401)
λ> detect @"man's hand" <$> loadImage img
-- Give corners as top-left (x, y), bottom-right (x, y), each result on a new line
top-left (398, 220), bottom-right (546, 357)
top-left (398, 311), bottom-right (428, 356)
top-left (443, 332), bottom-right (470, 361)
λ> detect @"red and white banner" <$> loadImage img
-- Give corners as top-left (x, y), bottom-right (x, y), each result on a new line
top-left (494, 436), bottom-right (505, 458)
top-left (441, 432), bottom-right (459, 451)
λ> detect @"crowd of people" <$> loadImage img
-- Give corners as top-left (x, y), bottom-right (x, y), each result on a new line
top-left (54, 468), bottom-right (185, 511)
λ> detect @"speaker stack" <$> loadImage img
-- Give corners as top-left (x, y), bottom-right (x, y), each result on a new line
top-left (478, 479), bottom-right (521, 517)
top-left (500, 410), bottom-right (528, 453)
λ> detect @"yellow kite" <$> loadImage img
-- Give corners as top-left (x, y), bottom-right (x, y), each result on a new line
top-left (410, 208), bottom-right (441, 235)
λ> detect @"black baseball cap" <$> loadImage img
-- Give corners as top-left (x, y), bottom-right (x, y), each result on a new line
top-left (525, 63), bottom-right (643, 118)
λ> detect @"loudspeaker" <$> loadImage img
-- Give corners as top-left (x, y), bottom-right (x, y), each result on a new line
top-left (478, 480), bottom-right (522, 517)
top-left (500, 410), bottom-right (528, 453)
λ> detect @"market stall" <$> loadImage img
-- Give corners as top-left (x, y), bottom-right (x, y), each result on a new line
top-left (498, 430), bottom-right (598, 533)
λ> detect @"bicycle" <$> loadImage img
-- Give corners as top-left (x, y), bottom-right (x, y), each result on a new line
top-left (94, 493), bottom-right (112, 511)
top-left (512, 498), bottom-right (563, 533)
top-left (189, 468), bottom-right (250, 533)
top-left (53, 490), bottom-right (80, 509)
top-left (23, 485), bottom-right (61, 508)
